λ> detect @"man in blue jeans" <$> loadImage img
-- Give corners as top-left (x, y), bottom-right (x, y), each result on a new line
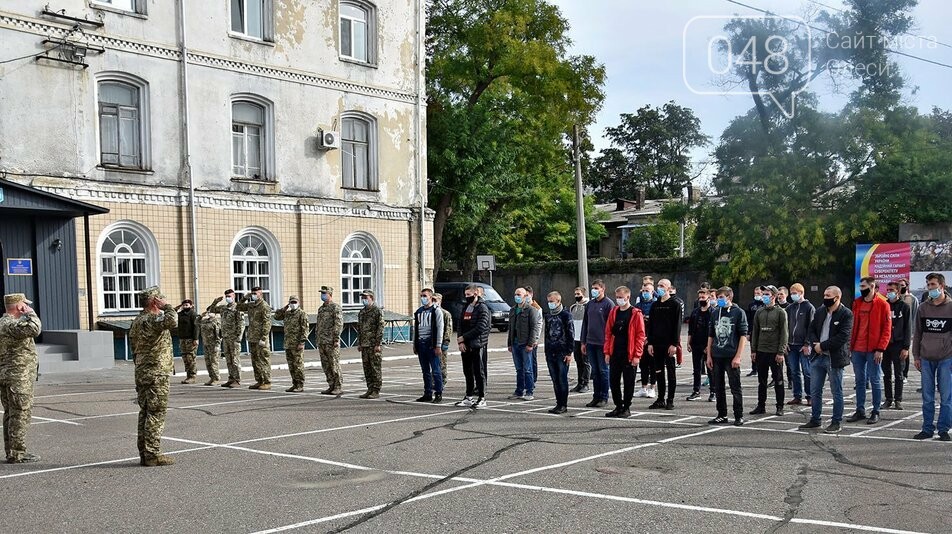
top-left (580, 279), bottom-right (615, 408)
top-left (800, 286), bottom-right (854, 434)
top-left (785, 283), bottom-right (815, 406)
top-left (846, 277), bottom-right (892, 425)
top-left (412, 288), bottom-right (445, 404)
top-left (912, 272), bottom-right (952, 441)
top-left (507, 287), bottom-right (541, 401)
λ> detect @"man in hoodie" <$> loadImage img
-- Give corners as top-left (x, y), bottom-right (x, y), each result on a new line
top-left (580, 279), bottom-right (615, 408)
top-left (413, 288), bottom-right (445, 404)
top-left (847, 277), bottom-right (891, 425)
top-left (706, 287), bottom-right (748, 426)
top-left (882, 281), bottom-right (911, 410)
top-left (570, 287), bottom-right (590, 393)
top-left (646, 278), bottom-right (682, 410)
top-left (800, 286), bottom-right (853, 434)
top-left (604, 286), bottom-right (646, 418)
top-left (634, 280), bottom-right (657, 399)
top-left (912, 273), bottom-right (952, 441)
top-left (750, 285), bottom-right (788, 416)
top-left (507, 287), bottom-right (541, 401)
top-left (544, 291), bottom-right (575, 414)
top-left (785, 283), bottom-right (815, 406)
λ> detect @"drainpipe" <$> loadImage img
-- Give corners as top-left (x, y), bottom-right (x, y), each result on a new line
top-left (177, 0), bottom-right (200, 304)
top-left (414, 0), bottom-right (426, 290)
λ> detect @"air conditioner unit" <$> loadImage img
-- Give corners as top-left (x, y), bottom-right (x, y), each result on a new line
top-left (319, 130), bottom-right (341, 150)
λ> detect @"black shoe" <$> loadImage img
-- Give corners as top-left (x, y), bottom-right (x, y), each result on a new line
top-left (746, 369), bottom-right (758, 377)
top-left (881, 399), bottom-right (893, 410)
top-left (549, 406), bottom-right (567, 414)
top-left (593, 399), bottom-right (608, 408)
top-left (686, 392), bottom-right (700, 401)
top-left (913, 431), bottom-right (933, 440)
top-left (709, 416), bottom-right (730, 425)
top-left (734, 418), bottom-right (746, 426)
top-left (415, 395), bottom-right (433, 402)
top-left (767, 380), bottom-right (777, 388)
top-left (798, 420), bottom-right (821, 430)
top-left (664, 401), bottom-right (674, 410)
top-left (749, 406), bottom-right (766, 415)
top-left (570, 385), bottom-right (582, 393)
top-left (648, 400), bottom-right (665, 410)
top-left (431, 394), bottom-right (443, 404)
top-left (605, 407), bottom-right (620, 418)
top-left (938, 432), bottom-right (951, 442)
top-left (775, 408), bottom-right (784, 417)
top-left (576, 386), bottom-right (590, 394)
top-left (845, 412), bottom-right (866, 423)
top-left (585, 399), bottom-right (599, 408)
top-left (824, 422), bottom-right (841, 434)
top-left (894, 401), bottom-right (903, 410)
top-left (866, 412), bottom-right (880, 424)
top-left (616, 408), bottom-right (631, 418)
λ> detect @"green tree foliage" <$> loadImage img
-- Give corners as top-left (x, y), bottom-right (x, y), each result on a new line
top-left (426, 0), bottom-right (607, 276)
top-left (624, 223), bottom-right (681, 259)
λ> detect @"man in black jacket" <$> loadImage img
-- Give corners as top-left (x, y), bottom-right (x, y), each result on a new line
top-left (456, 284), bottom-right (491, 409)
top-left (799, 286), bottom-right (854, 434)
top-left (882, 281), bottom-right (911, 410)
top-left (176, 299), bottom-right (200, 384)
top-left (646, 279), bottom-right (683, 410)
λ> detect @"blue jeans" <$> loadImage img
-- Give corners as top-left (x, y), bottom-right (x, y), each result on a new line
top-left (587, 343), bottom-right (609, 401)
top-left (810, 355), bottom-right (844, 424)
top-left (546, 352), bottom-right (570, 408)
top-left (788, 345), bottom-right (812, 400)
top-left (532, 345), bottom-right (539, 389)
top-left (851, 351), bottom-right (883, 415)
top-left (511, 343), bottom-right (534, 396)
top-left (416, 342), bottom-right (443, 395)
top-left (920, 358), bottom-right (952, 434)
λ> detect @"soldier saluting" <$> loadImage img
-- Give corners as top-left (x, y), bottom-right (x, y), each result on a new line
top-left (238, 286), bottom-right (273, 390)
top-left (274, 295), bottom-right (308, 392)
top-left (0, 293), bottom-right (42, 464)
top-left (208, 289), bottom-right (245, 388)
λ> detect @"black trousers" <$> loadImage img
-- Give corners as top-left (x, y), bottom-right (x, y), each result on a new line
top-left (652, 346), bottom-right (677, 402)
top-left (882, 343), bottom-right (905, 402)
top-left (609, 354), bottom-right (636, 409)
top-left (639, 341), bottom-right (655, 386)
top-left (461, 347), bottom-right (487, 398)
top-left (574, 340), bottom-right (591, 387)
top-left (712, 358), bottom-right (743, 419)
top-left (755, 351), bottom-right (785, 408)
top-left (691, 344), bottom-right (712, 393)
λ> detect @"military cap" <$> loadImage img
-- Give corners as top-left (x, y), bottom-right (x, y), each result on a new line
top-left (3, 293), bottom-right (32, 306)
top-left (182, 299), bottom-right (193, 305)
top-left (288, 295), bottom-right (300, 302)
top-left (224, 289), bottom-right (236, 295)
top-left (139, 286), bottom-right (165, 300)
top-left (251, 286), bottom-right (262, 292)
top-left (360, 289), bottom-right (375, 299)
top-left (320, 285), bottom-right (334, 294)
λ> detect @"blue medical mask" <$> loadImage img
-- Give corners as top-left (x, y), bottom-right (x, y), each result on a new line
top-left (225, 297), bottom-right (234, 304)
top-left (761, 295), bottom-right (772, 305)
top-left (514, 295), bottom-right (523, 305)
top-left (420, 296), bottom-right (429, 306)
top-left (717, 297), bottom-right (728, 308)
top-left (886, 291), bottom-right (897, 301)
top-left (641, 291), bottom-right (652, 301)
top-left (361, 298), bottom-right (370, 307)
top-left (547, 302), bottom-right (557, 310)
top-left (655, 288), bottom-right (666, 298)
top-left (790, 294), bottom-right (801, 303)
top-left (929, 288), bottom-right (942, 299)
top-left (321, 293), bottom-right (329, 302)
top-left (591, 288), bottom-right (600, 298)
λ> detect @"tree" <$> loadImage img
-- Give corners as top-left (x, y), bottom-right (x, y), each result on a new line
top-left (426, 0), bottom-right (606, 277)
top-left (588, 102), bottom-right (709, 202)
top-left (624, 223), bottom-right (681, 259)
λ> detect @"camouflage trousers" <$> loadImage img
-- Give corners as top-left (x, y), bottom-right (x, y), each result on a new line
top-left (250, 340), bottom-right (272, 385)
top-left (360, 347), bottom-right (382, 393)
top-left (222, 338), bottom-right (242, 382)
top-left (285, 344), bottom-right (305, 387)
top-left (440, 343), bottom-right (449, 385)
top-left (319, 343), bottom-right (342, 390)
top-left (179, 339), bottom-right (198, 377)
top-left (1, 370), bottom-right (36, 462)
top-left (136, 375), bottom-right (170, 460)
top-left (203, 339), bottom-right (221, 382)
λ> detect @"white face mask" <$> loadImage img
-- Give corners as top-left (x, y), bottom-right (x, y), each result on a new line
top-left (225, 297), bottom-right (234, 304)
top-left (615, 298), bottom-right (628, 307)
top-left (250, 294), bottom-right (258, 302)
top-left (289, 303), bottom-right (299, 310)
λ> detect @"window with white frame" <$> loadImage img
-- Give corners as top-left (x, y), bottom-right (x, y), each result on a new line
top-left (341, 234), bottom-right (381, 307)
top-left (341, 114), bottom-right (377, 190)
top-left (98, 81), bottom-right (144, 169)
top-left (232, 101), bottom-right (266, 180)
top-left (100, 226), bottom-right (154, 312)
top-left (232, 233), bottom-right (274, 304)
top-left (340, 1), bottom-right (375, 64)
top-left (231, 0), bottom-right (272, 40)
top-left (91, 0), bottom-right (144, 14)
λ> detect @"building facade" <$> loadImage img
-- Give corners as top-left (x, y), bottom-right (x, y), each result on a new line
top-left (0, 0), bottom-right (432, 338)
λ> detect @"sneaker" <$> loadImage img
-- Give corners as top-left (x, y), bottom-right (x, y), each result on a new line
top-left (576, 386), bottom-right (589, 394)
top-left (775, 408), bottom-right (784, 417)
top-left (204, 380), bottom-right (219, 386)
top-left (664, 401), bottom-right (674, 410)
top-left (708, 392), bottom-right (715, 402)
top-left (913, 431), bottom-right (933, 440)
top-left (473, 397), bottom-right (487, 409)
top-left (938, 432), bottom-right (951, 442)
top-left (894, 401), bottom-right (903, 410)
top-left (648, 400), bottom-right (665, 410)
top-left (584, 399), bottom-right (599, 408)
top-left (708, 416), bottom-right (730, 425)
top-left (845, 412), bottom-right (866, 423)
top-left (866, 412), bottom-right (880, 424)
top-left (6, 453), bottom-right (40, 464)
top-left (798, 420), bottom-right (822, 430)
top-left (605, 407), bottom-right (620, 418)
top-left (593, 399), bottom-right (608, 408)
top-left (285, 386), bottom-right (303, 393)
top-left (746, 369), bottom-right (757, 377)
top-left (432, 394), bottom-right (443, 404)
top-left (570, 385), bottom-right (583, 393)
top-left (181, 377), bottom-right (196, 385)
top-left (646, 389), bottom-right (657, 399)
top-left (734, 418), bottom-right (746, 426)
top-left (881, 399), bottom-right (893, 410)
top-left (141, 455), bottom-right (175, 467)
top-left (415, 395), bottom-right (433, 402)
top-left (616, 408), bottom-right (631, 418)
top-left (824, 422), bottom-right (841, 434)
top-left (786, 398), bottom-right (802, 405)
top-left (455, 396), bottom-right (474, 407)
top-left (749, 406), bottom-right (766, 415)
top-left (686, 392), bottom-right (700, 401)
top-left (258, 383), bottom-right (272, 391)
top-left (522, 394), bottom-right (535, 401)
top-left (635, 388), bottom-right (649, 398)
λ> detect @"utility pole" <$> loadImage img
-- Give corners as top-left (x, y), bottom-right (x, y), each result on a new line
top-left (573, 125), bottom-right (589, 291)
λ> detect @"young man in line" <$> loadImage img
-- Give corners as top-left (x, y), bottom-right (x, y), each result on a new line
top-left (898, 277), bottom-right (919, 381)
top-left (706, 287), bottom-right (748, 426)
top-left (799, 286), bottom-right (853, 434)
top-left (646, 279), bottom-right (682, 410)
top-left (882, 281), bottom-right (911, 411)
top-left (785, 283), bottom-right (815, 406)
top-left (604, 286), bottom-right (646, 418)
top-left (456, 284), bottom-right (491, 409)
top-left (507, 287), bottom-right (541, 401)
top-left (746, 286), bottom-right (765, 377)
top-left (544, 291), bottom-right (575, 414)
top-left (580, 279), bottom-right (615, 408)
top-left (413, 288), bottom-right (445, 404)
top-left (569, 287), bottom-right (591, 393)
top-left (750, 285), bottom-right (788, 417)
top-left (912, 273), bottom-right (952, 441)
top-left (687, 287), bottom-right (714, 402)
top-left (634, 280), bottom-right (657, 399)
top-left (846, 277), bottom-right (891, 425)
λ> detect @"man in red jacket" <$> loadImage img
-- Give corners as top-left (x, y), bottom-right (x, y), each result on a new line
top-left (847, 277), bottom-right (892, 425)
top-left (603, 286), bottom-right (647, 418)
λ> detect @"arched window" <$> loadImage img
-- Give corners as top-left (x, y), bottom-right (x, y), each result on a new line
top-left (232, 228), bottom-right (281, 305)
top-left (340, 233), bottom-right (382, 308)
top-left (231, 95), bottom-right (274, 181)
top-left (339, 1), bottom-right (376, 64)
top-left (98, 222), bottom-right (159, 312)
top-left (341, 112), bottom-right (378, 191)
top-left (97, 72), bottom-right (150, 169)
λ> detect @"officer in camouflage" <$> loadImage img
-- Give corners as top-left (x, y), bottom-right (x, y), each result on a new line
top-left (275, 295), bottom-right (309, 392)
top-left (199, 310), bottom-right (223, 385)
top-left (238, 286), bottom-right (273, 390)
top-left (358, 289), bottom-right (384, 399)
top-left (434, 293), bottom-right (452, 385)
top-left (317, 285), bottom-right (343, 395)
top-left (175, 299), bottom-right (200, 384)
top-left (130, 286), bottom-right (177, 467)
top-left (0, 293), bottom-right (42, 464)
top-left (208, 289), bottom-right (245, 388)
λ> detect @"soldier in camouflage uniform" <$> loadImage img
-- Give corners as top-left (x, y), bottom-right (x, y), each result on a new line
top-left (208, 289), bottom-right (245, 388)
top-left (434, 293), bottom-right (452, 385)
top-left (199, 310), bottom-right (223, 385)
top-left (175, 299), bottom-right (200, 384)
top-left (130, 286), bottom-right (177, 467)
top-left (358, 289), bottom-right (385, 399)
top-left (0, 294), bottom-right (42, 464)
top-left (238, 286), bottom-right (273, 390)
top-left (317, 285), bottom-right (343, 395)
top-left (275, 295), bottom-right (309, 392)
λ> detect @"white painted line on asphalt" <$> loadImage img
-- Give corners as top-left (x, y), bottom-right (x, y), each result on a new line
top-left (33, 388), bottom-right (136, 399)
top-left (0, 445), bottom-right (215, 480)
top-left (250, 504), bottom-right (390, 534)
top-left (850, 412), bottom-right (921, 437)
top-left (668, 416), bottom-right (697, 423)
top-left (30, 416), bottom-right (82, 426)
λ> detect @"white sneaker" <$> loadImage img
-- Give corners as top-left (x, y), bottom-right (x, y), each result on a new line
top-left (473, 398), bottom-right (487, 409)
top-left (455, 396), bottom-right (473, 407)
top-left (522, 394), bottom-right (535, 401)
top-left (647, 389), bottom-right (657, 399)
top-left (635, 388), bottom-right (649, 398)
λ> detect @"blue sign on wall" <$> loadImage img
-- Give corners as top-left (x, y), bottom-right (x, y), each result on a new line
top-left (7, 258), bottom-right (33, 276)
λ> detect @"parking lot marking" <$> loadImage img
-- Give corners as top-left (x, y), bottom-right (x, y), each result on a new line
top-left (30, 415), bottom-right (82, 426)
top-left (0, 445), bottom-right (215, 480)
top-left (851, 412), bottom-right (921, 437)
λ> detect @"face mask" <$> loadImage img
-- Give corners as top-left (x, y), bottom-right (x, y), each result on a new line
top-left (575, 295), bottom-right (583, 303)
top-left (590, 289), bottom-right (599, 298)
top-left (656, 288), bottom-right (666, 298)
top-left (716, 297), bottom-right (728, 308)
top-left (361, 299), bottom-right (370, 307)
top-left (289, 303), bottom-right (299, 310)
top-left (514, 295), bottom-right (523, 305)
top-left (860, 287), bottom-right (871, 298)
top-left (929, 288), bottom-right (942, 299)
top-left (183, 306), bottom-right (192, 311)
top-left (761, 295), bottom-right (772, 305)
top-left (225, 296), bottom-right (234, 304)
top-left (699, 299), bottom-right (708, 308)
top-left (420, 297), bottom-right (429, 306)
top-left (900, 286), bottom-right (908, 294)
top-left (321, 293), bottom-right (329, 302)
top-left (886, 292), bottom-right (897, 301)
top-left (641, 291), bottom-right (652, 301)
top-left (823, 297), bottom-right (836, 308)
top-left (250, 294), bottom-right (258, 302)
top-left (790, 294), bottom-right (801, 303)
top-left (547, 302), bottom-right (558, 310)
top-left (615, 298), bottom-right (628, 307)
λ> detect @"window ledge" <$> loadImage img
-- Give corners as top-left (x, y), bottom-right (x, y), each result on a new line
top-left (98, 311), bottom-right (140, 318)
top-left (342, 186), bottom-right (381, 193)
top-left (97, 165), bottom-right (154, 175)
top-left (228, 32), bottom-right (276, 47)
top-left (89, 3), bottom-right (148, 19)
top-left (339, 56), bottom-right (378, 69)
top-left (231, 177), bottom-right (276, 184)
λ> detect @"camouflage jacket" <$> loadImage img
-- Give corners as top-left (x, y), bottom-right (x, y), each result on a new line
top-left (130, 305), bottom-right (177, 382)
top-left (208, 302), bottom-right (245, 341)
top-left (357, 305), bottom-right (384, 348)
top-left (0, 312), bottom-right (42, 381)
top-left (238, 298), bottom-right (272, 342)
top-left (440, 307), bottom-right (453, 346)
top-left (316, 301), bottom-right (343, 346)
top-left (275, 307), bottom-right (309, 346)
top-left (200, 314), bottom-right (223, 345)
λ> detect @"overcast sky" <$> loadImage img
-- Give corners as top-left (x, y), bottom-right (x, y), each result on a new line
top-left (550, 0), bottom-right (952, 177)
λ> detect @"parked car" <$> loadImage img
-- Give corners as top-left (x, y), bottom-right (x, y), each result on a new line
top-left (434, 282), bottom-right (510, 332)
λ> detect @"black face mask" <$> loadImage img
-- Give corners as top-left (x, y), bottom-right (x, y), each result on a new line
top-left (823, 297), bottom-right (836, 308)
top-left (860, 287), bottom-right (871, 298)
top-left (900, 286), bottom-right (908, 294)
top-left (698, 299), bottom-right (708, 308)
top-left (466, 295), bottom-right (476, 304)
top-left (575, 296), bottom-right (583, 303)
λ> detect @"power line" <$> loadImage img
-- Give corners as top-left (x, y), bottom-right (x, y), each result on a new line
top-left (802, 0), bottom-right (952, 50)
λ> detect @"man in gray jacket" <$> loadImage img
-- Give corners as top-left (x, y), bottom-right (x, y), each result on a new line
top-left (912, 273), bottom-right (952, 441)
top-left (507, 287), bottom-right (542, 400)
